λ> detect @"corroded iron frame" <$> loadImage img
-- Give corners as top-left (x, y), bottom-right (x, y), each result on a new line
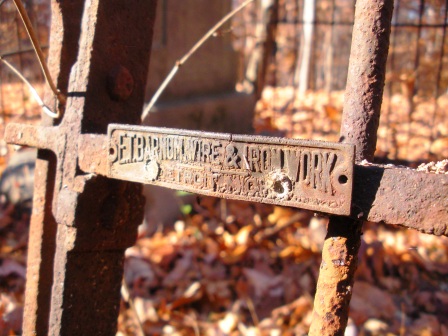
top-left (3, 0), bottom-right (448, 335)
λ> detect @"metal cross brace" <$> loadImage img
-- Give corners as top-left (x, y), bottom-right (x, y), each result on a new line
top-left (4, 0), bottom-right (157, 335)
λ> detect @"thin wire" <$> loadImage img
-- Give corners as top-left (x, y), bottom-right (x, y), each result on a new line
top-left (269, 19), bottom-right (447, 28)
top-left (2, 46), bottom-right (49, 59)
top-left (142, 0), bottom-right (255, 120)
top-left (428, 0), bottom-right (448, 150)
top-left (12, 0), bottom-right (65, 105)
top-left (0, 57), bottom-right (58, 118)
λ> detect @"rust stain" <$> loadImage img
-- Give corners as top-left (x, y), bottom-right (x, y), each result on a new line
top-left (310, 0), bottom-right (394, 334)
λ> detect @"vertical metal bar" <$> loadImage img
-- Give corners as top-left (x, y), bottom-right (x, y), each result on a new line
top-left (309, 0), bottom-right (393, 335)
top-left (46, 1), bottom-right (157, 334)
top-left (339, 0), bottom-right (394, 163)
top-left (21, 1), bottom-right (84, 334)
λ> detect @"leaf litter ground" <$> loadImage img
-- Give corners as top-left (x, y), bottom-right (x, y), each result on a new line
top-left (0, 87), bottom-right (447, 336)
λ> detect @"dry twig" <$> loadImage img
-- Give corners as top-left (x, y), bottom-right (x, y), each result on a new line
top-left (12, 0), bottom-right (65, 106)
top-left (0, 56), bottom-right (58, 118)
top-left (141, 0), bottom-right (254, 120)
top-left (121, 278), bottom-right (145, 336)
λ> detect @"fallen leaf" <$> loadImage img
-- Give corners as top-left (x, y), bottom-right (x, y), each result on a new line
top-left (350, 281), bottom-right (396, 325)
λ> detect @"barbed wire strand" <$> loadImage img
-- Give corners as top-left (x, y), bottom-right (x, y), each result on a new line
top-left (141, 0), bottom-right (255, 120)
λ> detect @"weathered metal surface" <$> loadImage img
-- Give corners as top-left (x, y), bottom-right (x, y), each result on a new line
top-left (3, 1), bottom-right (444, 335)
top-left (354, 164), bottom-right (448, 236)
top-left (78, 133), bottom-right (109, 177)
top-left (21, 1), bottom-right (85, 335)
top-left (309, 217), bottom-right (362, 336)
top-left (5, 124), bottom-right (62, 152)
top-left (45, 0), bottom-right (157, 334)
top-left (2, 0), bottom-right (158, 335)
top-left (309, 0), bottom-right (394, 335)
top-left (340, 0), bottom-right (394, 163)
top-left (7, 123), bottom-right (448, 237)
top-left (107, 124), bottom-right (355, 215)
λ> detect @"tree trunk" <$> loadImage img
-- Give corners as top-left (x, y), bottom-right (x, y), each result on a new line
top-left (242, 0), bottom-right (278, 99)
top-left (294, 0), bottom-right (315, 96)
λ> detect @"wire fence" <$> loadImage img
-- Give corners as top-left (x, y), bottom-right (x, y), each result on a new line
top-left (233, 0), bottom-right (448, 163)
top-left (1, 0), bottom-right (448, 163)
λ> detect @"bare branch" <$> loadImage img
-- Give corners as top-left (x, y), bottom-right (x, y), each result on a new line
top-left (141, 0), bottom-right (254, 120)
top-left (12, 0), bottom-right (66, 105)
top-left (0, 56), bottom-right (58, 118)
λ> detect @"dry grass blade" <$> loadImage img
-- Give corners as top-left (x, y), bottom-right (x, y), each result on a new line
top-left (121, 278), bottom-right (145, 336)
top-left (0, 56), bottom-right (58, 118)
top-left (12, 0), bottom-right (66, 106)
top-left (141, 0), bottom-right (255, 120)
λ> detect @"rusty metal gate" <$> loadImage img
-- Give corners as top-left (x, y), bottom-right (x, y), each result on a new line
top-left (3, 0), bottom-right (448, 335)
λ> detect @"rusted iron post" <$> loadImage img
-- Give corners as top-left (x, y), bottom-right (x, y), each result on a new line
top-left (22, 2), bottom-right (83, 335)
top-left (10, 1), bottom-right (157, 335)
top-left (47, 1), bottom-right (157, 334)
top-left (309, 0), bottom-right (394, 335)
top-left (340, 0), bottom-right (394, 164)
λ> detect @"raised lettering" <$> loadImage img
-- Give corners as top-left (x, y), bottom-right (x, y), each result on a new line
top-left (245, 145), bottom-right (260, 172)
top-left (311, 151), bottom-right (322, 191)
top-left (300, 150), bottom-right (311, 185)
top-left (284, 149), bottom-right (300, 181)
top-left (135, 134), bottom-right (145, 162)
top-left (322, 152), bottom-right (336, 194)
top-left (211, 141), bottom-right (223, 164)
top-left (109, 126), bottom-right (353, 216)
top-left (119, 134), bottom-right (129, 164)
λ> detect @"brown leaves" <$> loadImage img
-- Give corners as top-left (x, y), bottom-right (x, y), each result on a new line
top-left (118, 200), bottom-right (319, 335)
top-left (349, 281), bottom-right (396, 325)
top-left (117, 197), bottom-right (448, 335)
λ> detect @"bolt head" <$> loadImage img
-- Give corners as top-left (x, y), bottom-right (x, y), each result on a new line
top-left (107, 65), bottom-right (134, 101)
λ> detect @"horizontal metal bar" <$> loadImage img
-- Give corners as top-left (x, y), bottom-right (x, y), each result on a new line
top-left (353, 163), bottom-right (448, 236)
top-left (4, 123), bottom-right (60, 152)
top-left (107, 124), bottom-right (355, 216)
top-left (5, 122), bottom-right (447, 236)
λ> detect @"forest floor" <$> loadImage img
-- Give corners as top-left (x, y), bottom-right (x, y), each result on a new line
top-left (0, 86), bottom-right (448, 336)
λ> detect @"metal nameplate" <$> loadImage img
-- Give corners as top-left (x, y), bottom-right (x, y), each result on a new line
top-left (108, 124), bottom-right (355, 215)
